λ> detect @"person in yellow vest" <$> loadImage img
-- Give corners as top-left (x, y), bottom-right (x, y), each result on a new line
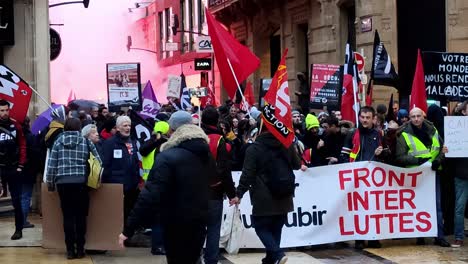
top-left (395, 107), bottom-right (450, 247)
top-left (138, 120), bottom-right (169, 255)
top-left (140, 121), bottom-right (170, 181)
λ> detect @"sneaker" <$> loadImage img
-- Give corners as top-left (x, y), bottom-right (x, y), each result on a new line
top-left (354, 240), bottom-right (365, 250)
top-left (10, 230), bottom-right (22, 240)
top-left (416, 238), bottom-right (425, 245)
top-left (275, 256), bottom-right (288, 264)
top-left (76, 249), bottom-right (85, 259)
top-left (434, 238), bottom-right (450, 247)
top-left (451, 240), bottom-right (463, 248)
top-left (367, 240), bottom-right (382, 248)
top-left (151, 247), bottom-right (166, 255)
top-left (23, 222), bottom-right (34, 228)
top-left (66, 251), bottom-right (76, 260)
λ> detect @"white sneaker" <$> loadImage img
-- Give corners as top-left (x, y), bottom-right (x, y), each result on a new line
top-left (276, 256), bottom-right (288, 264)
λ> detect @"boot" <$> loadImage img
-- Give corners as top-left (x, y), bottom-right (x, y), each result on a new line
top-left (10, 230), bottom-right (22, 240)
top-left (66, 251), bottom-right (76, 260)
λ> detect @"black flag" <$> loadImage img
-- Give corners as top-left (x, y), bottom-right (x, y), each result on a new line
top-left (370, 30), bottom-right (399, 88)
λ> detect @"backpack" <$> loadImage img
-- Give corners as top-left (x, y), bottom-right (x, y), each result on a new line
top-left (258, 143), bottom-right (296, 199)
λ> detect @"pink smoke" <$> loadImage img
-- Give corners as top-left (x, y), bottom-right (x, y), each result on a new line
top-left (49, 0), bottom-right (166, 105)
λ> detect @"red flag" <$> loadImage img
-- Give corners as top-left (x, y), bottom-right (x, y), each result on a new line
top-left (240, 81), bottom-right (255, 111)
top-left (262, 49), bottom-right (294, 148)
top-left (0, 65), bottom-right (33, 122)
top-left (410, 49), bottom-right (428, 113)
top-left (244, 81), bottom-right (255, 106)
top-left (341, 43), bottom-right (359, 125)
top-left (205, 9), bottom-right (260, 100)
top-left (67, 89), bottom-right (76, 103)
top-left (365, 82), bottom-right (373, 106)
top-left (201, 87), bottom-right (218, 108)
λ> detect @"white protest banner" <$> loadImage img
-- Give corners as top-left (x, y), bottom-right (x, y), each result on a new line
top-left (224, 161), bottom-right (437, 248)
top-left (444, 116), bottom-right (468, 157)
top-left (166, 75), bottom-right (181, 98)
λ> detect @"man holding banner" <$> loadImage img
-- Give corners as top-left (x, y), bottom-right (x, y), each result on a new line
top-left (395, 107), bottom-right (450, 247)
top-left (339, 106), bottom-right (386, 249)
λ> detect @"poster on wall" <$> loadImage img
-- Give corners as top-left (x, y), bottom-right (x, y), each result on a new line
top-left (423, 51), bottom-right (468, 101)
top-left (107, 63), bottom-right (142, 111)
top-left (309, 64), bottom-right (342, 110)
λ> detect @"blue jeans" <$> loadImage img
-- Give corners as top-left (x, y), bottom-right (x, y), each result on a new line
top-left (435, 174), bottom-right (445, 239)
top-left (454, 178), bottom-right (468, 240)
top-left (204, 200), bottom-right (223, 264)
top-left (0, 168), bottom-right (24, 231)
top-left (253, 215), bottom-right (287, 264)
top-left (151, 223), bottom-right (164, 252)
top-left (21, 182), bottom-right (34, 225)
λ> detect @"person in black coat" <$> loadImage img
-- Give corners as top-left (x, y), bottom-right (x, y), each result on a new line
top-left (201, 107), bottom-right (237, 264)
top-left (101, 116), bottom-right (140, 225)
top-left (236, 122), bottom-right (301, 264)
top-left (21, 117), bottom-right (41, 228)
top-left (119, 111), bottom-right (213, 264)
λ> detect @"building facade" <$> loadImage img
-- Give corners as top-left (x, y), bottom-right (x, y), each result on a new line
top-left (209, 0), bottom-right (468, 109)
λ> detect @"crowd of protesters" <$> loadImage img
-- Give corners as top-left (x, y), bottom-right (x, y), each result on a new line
top-left (0, 96), bottom-right (467, 263)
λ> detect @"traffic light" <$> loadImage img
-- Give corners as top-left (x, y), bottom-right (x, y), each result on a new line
top-left (83, 0), bottom-right (90, 8)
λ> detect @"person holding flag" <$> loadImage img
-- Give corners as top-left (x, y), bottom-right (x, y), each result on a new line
top-left (235, 50), bottom-right (301, 264)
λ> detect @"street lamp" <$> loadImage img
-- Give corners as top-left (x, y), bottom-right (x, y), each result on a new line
top-left (49, 0), bottom-right (90, 8)
top-left (126, 36), bottom-right (157, 54)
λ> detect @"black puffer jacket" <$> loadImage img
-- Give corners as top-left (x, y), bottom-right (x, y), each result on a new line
top-left (123, 124), bottom-right (213, 237)
top-left (236, 132), bottom-right (301, 216)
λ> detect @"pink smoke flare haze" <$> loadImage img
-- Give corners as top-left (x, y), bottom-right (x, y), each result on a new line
top-left (49, 0), bottom-right (166, 105)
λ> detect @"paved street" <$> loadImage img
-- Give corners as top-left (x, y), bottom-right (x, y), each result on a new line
top-left (0, 215), bottom-right (467, 263)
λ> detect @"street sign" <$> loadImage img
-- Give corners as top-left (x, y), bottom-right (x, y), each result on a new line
top-left (165, 42), bottom-right (178, 51)
top-left (355, 52), bottom-right (365, 72)
top-left (50, 28), bottom-right (62, 61)
top-left (194, 58), bottom-right (212, 70)
top-left (195, 36), bottom-right (213, 53)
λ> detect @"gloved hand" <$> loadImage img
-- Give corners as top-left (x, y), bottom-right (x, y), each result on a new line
top-left (417, 157), bottom-right (430, 165)
top-left (431, 160), bottom-right (441, 171)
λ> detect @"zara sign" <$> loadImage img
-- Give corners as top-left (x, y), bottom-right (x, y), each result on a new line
top-left (194, 58), bottom-right (212, 71)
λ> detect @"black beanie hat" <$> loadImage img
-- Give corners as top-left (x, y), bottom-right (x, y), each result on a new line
top-left (201, 106), bottom-right (219, 126)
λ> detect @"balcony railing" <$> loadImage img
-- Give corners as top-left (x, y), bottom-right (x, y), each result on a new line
top-left (208, 0), bottom-right (238, 12)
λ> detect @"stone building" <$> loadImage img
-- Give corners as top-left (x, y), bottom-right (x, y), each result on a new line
top-left (209, 0), bottom-right (468, 109)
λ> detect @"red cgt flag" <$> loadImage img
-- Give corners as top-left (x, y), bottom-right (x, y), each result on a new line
top-left (262, 49), bottom-right (294, 148)
top-left (410, 49), bottom-right (428, 113)
top-left (205, 8), bottom-right (260, 100)
top-left (0, 65), bottom-right (33, 122)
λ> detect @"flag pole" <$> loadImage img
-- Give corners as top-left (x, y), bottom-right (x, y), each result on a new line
top-left (226, 58), bottom-right (250, 113)
top-left (352, 65), bottom-right (359, 127)
top-left (29, 85), bottom-right (59, 116)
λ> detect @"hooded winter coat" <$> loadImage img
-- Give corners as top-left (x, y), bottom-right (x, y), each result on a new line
top-left (236, 132), bottom-right (301, 216)
top-left (46, 131), bottom-right (101, 185)
top-left (123, 124), bottom-right (213, 237)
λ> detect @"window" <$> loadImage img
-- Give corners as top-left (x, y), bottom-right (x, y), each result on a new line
top-left (198, 0), bottom-right (204, 33)
top-left (188, 0), bottom-right (194, 51)
top-left (180, 0), bottom-right (186, 53)
top-left (165, 8), bottom-right (170, 57)
top-left (158, 12), bottom-right (163, 59)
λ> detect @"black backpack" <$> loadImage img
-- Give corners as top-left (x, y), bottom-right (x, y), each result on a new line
top-left (258, 143), bottom-right (296, 199)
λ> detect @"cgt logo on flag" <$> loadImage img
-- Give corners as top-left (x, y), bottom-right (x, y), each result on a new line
top-left (0, 65), bottom-right (32, 122)
top-left (262, 49), bottom-right (294, 148)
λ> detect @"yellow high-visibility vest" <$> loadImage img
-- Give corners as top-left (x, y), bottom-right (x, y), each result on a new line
top-left (401, 130), bottom-right (441, 168)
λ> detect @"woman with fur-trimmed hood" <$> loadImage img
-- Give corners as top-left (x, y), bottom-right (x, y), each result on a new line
top-left (119, 111), bottom-right (215, 264)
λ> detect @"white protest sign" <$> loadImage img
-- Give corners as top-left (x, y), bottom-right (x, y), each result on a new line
top-left (166, 75), bottom-right (181, 98)
top-left (225, 161), bottom-right (437, 248)
top-left (444, 116), bottom-right (468, 157)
